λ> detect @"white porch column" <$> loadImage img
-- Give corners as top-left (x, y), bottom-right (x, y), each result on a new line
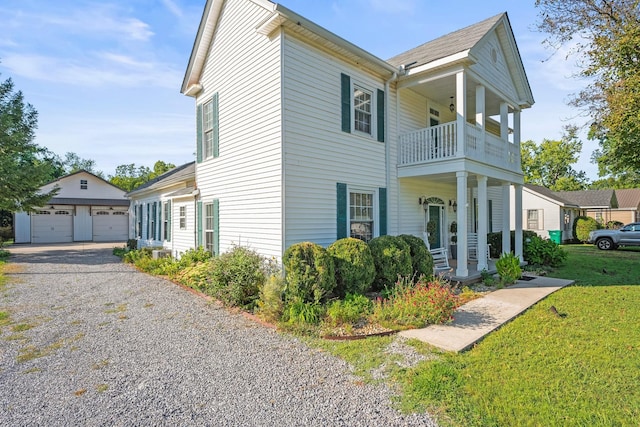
top-left (456, 171), bottom-right (469, 277)
top-left (500, 102), bottom-right (509, 142)
top-left (456, 71), bottom-right (467, 157)
top-left (515, 184), bottom-right (524, 261)
top-left (476, 85), bottom-right (486, 149)
top-left (513, 110), bottom-right (521, 146)
top-left (502, 182), bottom-right (511, 255)
top-left (477, 175), bottom-right (488, 271)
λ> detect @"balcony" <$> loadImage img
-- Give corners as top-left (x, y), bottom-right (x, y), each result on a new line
top-left (398, 121), bottom-right (521, 173)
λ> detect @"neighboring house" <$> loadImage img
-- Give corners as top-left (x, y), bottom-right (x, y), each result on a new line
top-left (515, 184), bottom-right (583, 241)
top-left (14, 170), bottom-right (129, 244)
top-left (126, 162), bottom-right (196, 257)
top-left (605, 188), bottom-right (640, 224)
top-left (179, 0), bottom-right (534, 278)
top-left (556, 189), bottom-right (618, 225)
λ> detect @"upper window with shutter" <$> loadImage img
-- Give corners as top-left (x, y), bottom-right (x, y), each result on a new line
top-left (340, 73), bottom-right (384, 142)
top-left (198, 93), bottom-right (219, 162)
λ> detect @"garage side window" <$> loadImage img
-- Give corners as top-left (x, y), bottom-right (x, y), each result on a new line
top-left (80, 180), bottom-right (88, 190)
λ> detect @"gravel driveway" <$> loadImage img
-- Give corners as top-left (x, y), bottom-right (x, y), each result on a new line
top-left (0, 244), bottom-right (436, 426)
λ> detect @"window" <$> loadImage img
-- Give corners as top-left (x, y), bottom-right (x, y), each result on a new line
top-left (527, 209), bottom-right (542, 230)
top-left (353, 86), bottom-right (372, 134)
top-left (179, 206), bottom-right (187, 230)
top-left (563, 210), bottom-right (571, 230)
top-left (55, 210), bottom-right (70, 215)
top-left (204, 202), bottom-right (214, 254)
top-left (350, 192), bottom-right (374, 242)
top-left (80, 179), bottom-right (88, 190)
top-left (163, 201), bottom-right (171, 242)
top-left (340, 74), bottom-right (384, 142)
top-left (595, 212), bottom-right (603, 223)
top-left (151, 203), bottom-right (157, 240)
top-left (199, 94), bottom-right (219, 161)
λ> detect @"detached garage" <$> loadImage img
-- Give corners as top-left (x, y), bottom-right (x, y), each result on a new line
top-left (14, 170), bottom-right (130, 244)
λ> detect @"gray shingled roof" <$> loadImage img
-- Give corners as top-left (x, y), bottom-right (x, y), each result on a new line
top-left (555, 189), bottom-right (618, 209)
top-left (613, 188), bottom-right (640, 209)
top-left (524, 184), bottom-right (578, 207)
top-left (387, 13), bottom-right (504, 68)
top-left (126, 162), bottom-right (195, 196)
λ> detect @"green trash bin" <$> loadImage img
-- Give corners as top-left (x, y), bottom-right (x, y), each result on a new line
top-left (548, 230), bottom-right (562, 244)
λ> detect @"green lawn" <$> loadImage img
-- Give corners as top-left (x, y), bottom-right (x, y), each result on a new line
top-left (311, 245), bottom-right (640, 426)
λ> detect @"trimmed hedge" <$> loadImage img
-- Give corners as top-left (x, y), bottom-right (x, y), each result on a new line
top-left (283, 242), bottom-right (336, 303)
top-left (368, 235), bottom-right (412, 291)
top-left (574, 216), bottom-right (600, 243)
top-left (398, 234), bottom-right (434, 278)
top-left (327, 238), bottom-right (375, 297)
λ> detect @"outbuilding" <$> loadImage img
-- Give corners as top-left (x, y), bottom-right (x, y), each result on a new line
top-left (14, 170), bottom-right (130, 243)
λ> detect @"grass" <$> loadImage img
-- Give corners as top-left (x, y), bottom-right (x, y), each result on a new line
top-left (302, 245), bottom-right (640, 426)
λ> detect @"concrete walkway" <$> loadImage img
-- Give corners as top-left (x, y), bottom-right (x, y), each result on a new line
top-left (400, 276), bottom-right (574, 352)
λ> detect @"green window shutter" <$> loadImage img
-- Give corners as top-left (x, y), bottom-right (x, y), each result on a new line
top-left (377, 89), bottom-right (385, 143)
top-left (146, 204), bottom-right (150, 239)
top-left (152, 202), bottom-right (157, 239)
top-left (166, 201), bottom-right (171, 242)
top-left (340, 73), bottom-right (351, 133)
top-left (379, 187), bottom-right (387, 236)
top-left (197, 201), bottom-right (203, 248)
top-left (336, 182), bottom-right (347, 239)
top-left (213, 93), bottom-right (219, 158)
top-left (213, 199), bottom-right (220, 255)
top-left (196, 103), bottom-right (203, 163)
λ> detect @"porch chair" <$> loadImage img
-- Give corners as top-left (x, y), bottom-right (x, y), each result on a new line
top-left (467, 233), bottom-right (491, 261)
top-left (423, 232), bottom-right (451, 273)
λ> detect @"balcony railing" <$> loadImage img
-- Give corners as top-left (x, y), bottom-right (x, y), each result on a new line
top-left (398, 121), bottom-right (521, 172)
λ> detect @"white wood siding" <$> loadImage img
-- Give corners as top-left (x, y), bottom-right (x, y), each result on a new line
top-left (40, 172), bottom-right (126, 200)
top-left (282, 34), bottom-right (389, 248)
top-left (195, 0), bottom-right (282, 258)
top-left (470, 32), bottom-right (519, 106)
top-left (517, 187), bottom-right (563, 238)
top-left (171, 198), bottom-right (195, 257)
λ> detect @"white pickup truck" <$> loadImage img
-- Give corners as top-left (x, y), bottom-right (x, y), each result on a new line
top-left (588, 222), bottom-right (640, 250)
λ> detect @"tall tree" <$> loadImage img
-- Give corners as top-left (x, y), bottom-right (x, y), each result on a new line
top-left (108, 160), bottom-right (176, 191)
top-left (521, 126), bottom-right (589, 191)
top-left (0, 75), bottom-right (58, 211)
top-left (536, 0), bottom-right (640, 175)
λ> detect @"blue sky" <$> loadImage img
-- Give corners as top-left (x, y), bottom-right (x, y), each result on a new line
top-left (0, 0), bottom-right (597, 179)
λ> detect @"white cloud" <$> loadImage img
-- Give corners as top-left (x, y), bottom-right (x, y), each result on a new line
top-left (162, 0), bottom-right (184, 19)
top-left (3, 53), bottom-right (181, 89)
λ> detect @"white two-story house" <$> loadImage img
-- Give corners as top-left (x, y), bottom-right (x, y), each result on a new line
top-left (178, 0), bottom-right (533, 279)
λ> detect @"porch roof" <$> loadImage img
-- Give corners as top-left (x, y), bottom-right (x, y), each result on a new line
top-left (387, 13), bottom-right (504, 69)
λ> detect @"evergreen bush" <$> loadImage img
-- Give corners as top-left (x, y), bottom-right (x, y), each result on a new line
top-left (368, 235), bottom-right (412, 291)
top-left (574, 216), bottom-right (600, 243)
top-left (283, 242), bottom-right (336, 303)
top-left (327, 238), bottom-right (375, 297)
top-left (398, 234), bottom-right (434, 278)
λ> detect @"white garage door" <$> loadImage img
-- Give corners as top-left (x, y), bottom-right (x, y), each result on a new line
top-left (32, 209), bottom-right (73, 243)
top-left (92, 210), bottom-right (128, 242)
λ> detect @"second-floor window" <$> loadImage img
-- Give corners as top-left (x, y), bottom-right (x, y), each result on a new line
top-left (353, 86), bottom-right (372, 135)
top-left (203, 99), bottom-right (215, 159)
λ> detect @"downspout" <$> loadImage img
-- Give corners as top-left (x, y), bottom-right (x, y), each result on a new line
top-left (384, 72), bottom-right (397, 233)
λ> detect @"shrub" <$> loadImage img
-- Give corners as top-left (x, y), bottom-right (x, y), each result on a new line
top-left (574, 216), bottom-right (600, 243)
top-left (495, 252), bottom-right (521, 286)
top-left (523, 235), bottom-right (567, 267)
top-left (368, 235), bottom-right (412, 291)
top-left (372, 276), bottom-right (459, 329)
top-left (327, 238), bottom-right (375, 297)
top-left (606, 220), bottom-right (624, 230)
top-left (398, 234), bottom-right (434, 278)
top-left (487, 230), bottom-right (539, 258)
top-left (282, 297), bottom-right (325, 325)
top-left (324, 293), bottom-right (373, 326)
top-left (208, 245), bottom-right (270, 310)
top-left (283, 242), bottom-right (336, 303)
top-left (256, 274), bottom-right (285, 323)
top-left (173, 262), bottom-right (211, 291)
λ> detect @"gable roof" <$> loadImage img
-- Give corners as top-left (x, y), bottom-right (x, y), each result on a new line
top-left (555, 189), bottom-right (618, 209)
top-left (126, 162), bottom-right (196, 197)
top-left (524, 184), bottom-right (579, 207)
top-left (43, 169), bottom-right (125, 192)
top-left (613, 188), bottom-right (640, 209)
top-left (387, 13), bottom-right (503, 70)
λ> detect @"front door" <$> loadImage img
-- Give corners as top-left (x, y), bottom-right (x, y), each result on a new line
top-left (428, 204), bottom-right (442, 249)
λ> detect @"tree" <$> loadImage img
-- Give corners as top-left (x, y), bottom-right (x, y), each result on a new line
top-left (0, 75), bottom-right (58, 211)
top-left (521, 126), bottom-right (589, 191)
top-left (59, 152), bottom-right (103, 177)
top-left (108, 160), bottom-right (176, 191)
top-left (535, 0), bottom-right (640, 175)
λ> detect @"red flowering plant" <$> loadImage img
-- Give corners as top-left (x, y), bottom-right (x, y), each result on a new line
top-left (372, 275), bottom-right (460, 329)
